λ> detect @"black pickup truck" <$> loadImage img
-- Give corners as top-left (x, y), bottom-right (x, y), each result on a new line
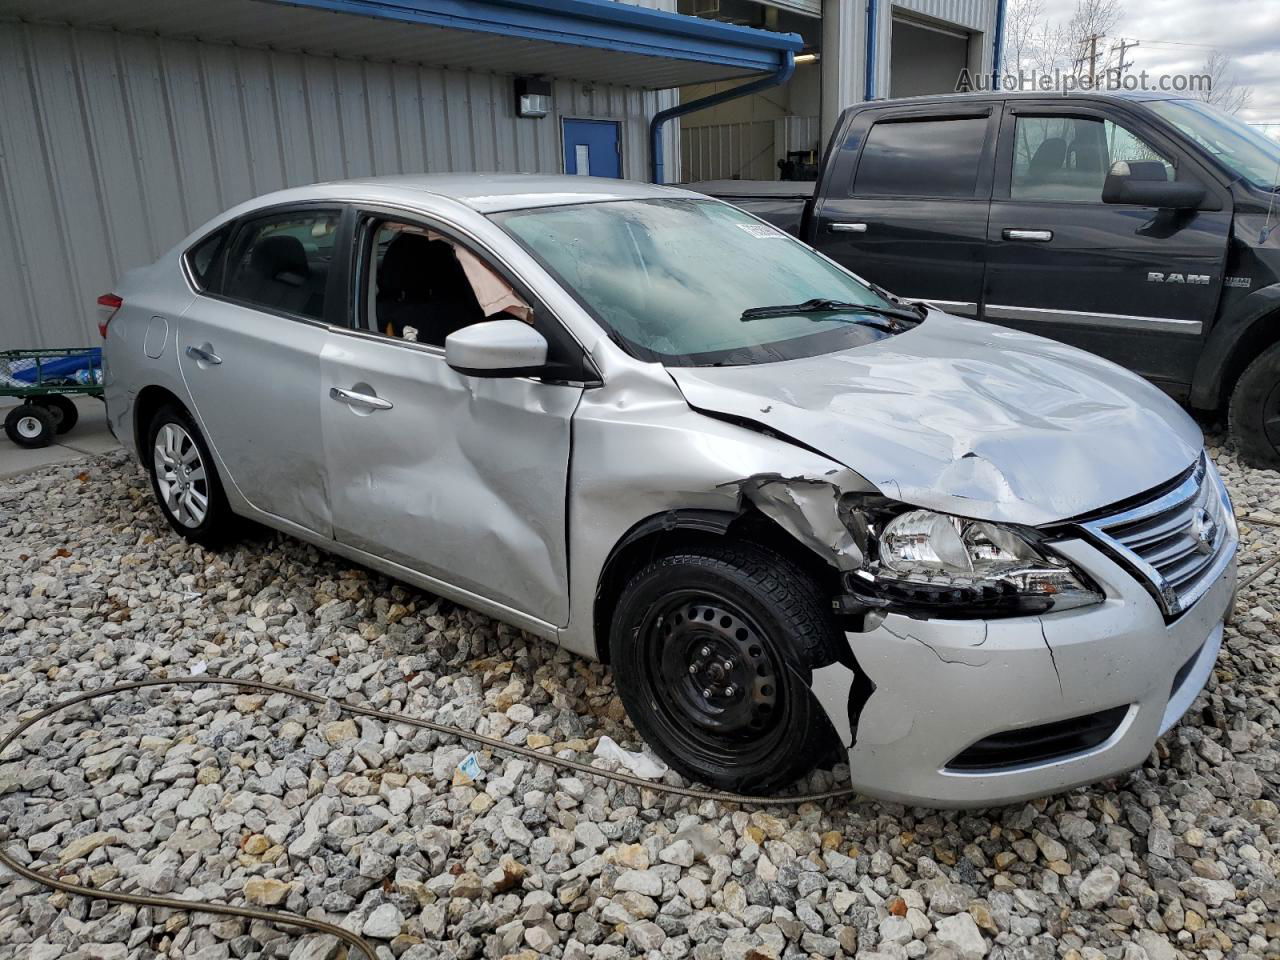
top-left (695, 91), bottom-right (1280, 468)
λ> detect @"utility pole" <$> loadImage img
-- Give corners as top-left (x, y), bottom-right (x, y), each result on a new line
top-left (1109, 37), bottom-right (1138, 87)
top-left (1079, 33), bottom-right (1103, 84)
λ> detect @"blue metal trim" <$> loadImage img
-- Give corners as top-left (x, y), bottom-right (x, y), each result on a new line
top-left (991, 0), bottom-right (1007, 87)
top-left (261, 0), bottom-right (803, 72)
top-left (864, 0), bottom-right (878, 100)
top-left (649, 53), bottom-right (796, 184)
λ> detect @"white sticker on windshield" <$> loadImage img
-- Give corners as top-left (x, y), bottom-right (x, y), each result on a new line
top-left (735, 223), bottom-right (784, 239)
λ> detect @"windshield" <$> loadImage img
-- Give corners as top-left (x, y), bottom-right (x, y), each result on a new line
top-left (492, 198), bottom-right (905, 366)
top-left (1148, 99), bottom-right (1280, 190)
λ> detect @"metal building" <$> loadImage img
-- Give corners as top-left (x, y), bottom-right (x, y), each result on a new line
top-left (0, 0), bottom-right (799, 348)
top-left (678, 0), bottom-right (1005, 182)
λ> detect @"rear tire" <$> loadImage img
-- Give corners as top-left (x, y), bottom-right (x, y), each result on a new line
top-left (145, 404), bottom-right (236, 548)
top-left (5, 404), bottom-right (56, 448)
top-left (1229, 342), bottom-right (1280, 470)
top-left (609, 541), bottom-right (841, 794)
top-left (34, 394), bottom-right (78, 434)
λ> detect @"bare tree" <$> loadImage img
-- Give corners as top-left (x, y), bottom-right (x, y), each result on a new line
top-left (1001, 0), bottom-right (1125, 84)
top-left (1197, 50), bottom-right (1254, 115)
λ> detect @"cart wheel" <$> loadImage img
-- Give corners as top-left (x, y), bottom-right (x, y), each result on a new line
top-left (5, 404), bottom-right (57, 449)
top-left (33, 394), bottom-right (78, 434)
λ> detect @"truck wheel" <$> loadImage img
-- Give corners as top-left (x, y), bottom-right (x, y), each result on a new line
top-left (4, 404), bottom-right (57, 448)
top-left (33, 394), bottom-right (78, 434)
top-left (146, 404), bottom-right (236, 548)
top-left (609, 541), bottom-right (841, 794)
top-left (1229, 343), bottom-right (1280, 470)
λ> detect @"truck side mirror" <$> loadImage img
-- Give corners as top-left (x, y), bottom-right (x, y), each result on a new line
top-left (1102, 161), bottom-right (1205, 210)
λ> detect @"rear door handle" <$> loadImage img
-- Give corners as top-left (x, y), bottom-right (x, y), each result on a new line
top-left (1002, 228), bottom-right (1053, 242)
top-left (830, 222), bottom-right (868, 233)
top-left (330, 386), bottom-right (393, 411)
top-left (186, 344), bottom-right (222, 365)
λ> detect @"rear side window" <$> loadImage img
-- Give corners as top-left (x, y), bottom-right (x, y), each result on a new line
top-left (853, 117), bottom-right (988, 198)
top-left (185, 226), bottom-right (230, 292)
top-left (222, 210), bottom-right (341, 320)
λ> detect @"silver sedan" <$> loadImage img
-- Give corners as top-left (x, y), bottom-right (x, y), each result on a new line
top-left (102, 175), bottom-right (1236, 806)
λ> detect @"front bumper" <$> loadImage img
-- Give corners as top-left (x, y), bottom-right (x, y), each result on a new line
top-left (811, 535), bottom-right (1236, 808)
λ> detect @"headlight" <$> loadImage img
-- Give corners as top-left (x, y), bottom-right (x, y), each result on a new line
top-left (846, 508), bottom-right (1102, 617)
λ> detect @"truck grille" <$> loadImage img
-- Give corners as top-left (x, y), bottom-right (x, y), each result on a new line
top-left (1079, 454), bottom-right (1234, 618)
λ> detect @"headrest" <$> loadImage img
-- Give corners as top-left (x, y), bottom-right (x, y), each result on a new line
top-left (250, 235), bottom-right (308, 284)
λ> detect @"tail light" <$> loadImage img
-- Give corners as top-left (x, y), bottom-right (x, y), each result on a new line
top-left (97, 293), bottom-right (123, 338)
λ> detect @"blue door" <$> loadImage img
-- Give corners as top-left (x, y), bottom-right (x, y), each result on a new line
top-left (562, 119), bottom-right (621, 178)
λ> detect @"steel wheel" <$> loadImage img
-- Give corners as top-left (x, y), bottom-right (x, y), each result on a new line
top-left (610, 542), bottom-right (841, 793)
top-left (646, 591), bottom-right (784, 763)
top-left (153, 422), bottom-right (209, 528)
top-left (5, 404), bottom-right (56, 448)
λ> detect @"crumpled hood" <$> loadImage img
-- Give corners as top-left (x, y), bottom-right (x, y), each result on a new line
top-left (668, 311), bottom-right (1203, 526)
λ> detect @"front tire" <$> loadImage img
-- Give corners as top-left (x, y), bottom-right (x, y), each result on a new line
top-left (145, 404), bottom-right (236, 548)
top-left (609, 542), bottom-right (841, 794)
top-left (1230, 342), bottom-right (1280, 470)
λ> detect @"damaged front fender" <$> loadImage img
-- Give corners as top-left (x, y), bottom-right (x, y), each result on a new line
top-left (724, 470), bottom-right (872, 572)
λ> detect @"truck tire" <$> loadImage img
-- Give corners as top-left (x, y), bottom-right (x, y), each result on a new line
top-left (609, 541), bottom-right (841, 794)
top-left (1229, 342), bottom-right (1280, 470)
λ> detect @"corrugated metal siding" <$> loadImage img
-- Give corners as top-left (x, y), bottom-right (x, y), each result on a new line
top-left (892, 0), bottom-right (994, 33)
top-left (680, 115), bottom-right (819, 181)
top-left (0, 19), bottom-right (679, 348)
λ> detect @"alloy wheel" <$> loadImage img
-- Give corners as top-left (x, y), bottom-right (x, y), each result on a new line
top-left (153, 422), bottom-right (209, 528)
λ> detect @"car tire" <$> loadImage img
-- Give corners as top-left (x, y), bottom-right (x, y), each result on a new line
top-left (145, 404), bottom-right (236, 548)
top-left (33, 394), bottom-right (79, 434)
top-left (4, 404), bottom-right (57, 448)
top-left (609, 541), bottom-right (842, 794)
top-left (1229, 342), bottom-right (1280, 470)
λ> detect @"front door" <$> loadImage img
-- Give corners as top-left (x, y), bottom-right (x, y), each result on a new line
top-left (563, 119), bottom-right (622, 178)
top-left (983, 102), bottom-right (1232, 389)
top-left (319, 213), bottom-right (584, 625)
top-left (809, 106), bottom-right (998, 313)
top-left (177, 206), bottom-right (343, 536)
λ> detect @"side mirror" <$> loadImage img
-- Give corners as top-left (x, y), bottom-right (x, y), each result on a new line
top-left (1102, 161), bottom-right (1205, 209)
top-left (445, 318), bottom-right (548, 378)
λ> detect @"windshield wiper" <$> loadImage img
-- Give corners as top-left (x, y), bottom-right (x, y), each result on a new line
top-left (740, 297), bottom-right (924, 325)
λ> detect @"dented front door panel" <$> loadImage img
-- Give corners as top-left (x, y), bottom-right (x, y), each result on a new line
top-left (319, 333), bottom-right (581, 625)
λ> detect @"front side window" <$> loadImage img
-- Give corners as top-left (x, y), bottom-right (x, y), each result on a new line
top-left (222, 210), bottom-right (340, 320)
top-left (494, 198), bottom-right (911, 367)
top-left (360, 220), bottom-right (531, 348)
top-left (1010, 115), bottom-right (1175, 202)
top-left (853, 117), bottom-right (988, 198)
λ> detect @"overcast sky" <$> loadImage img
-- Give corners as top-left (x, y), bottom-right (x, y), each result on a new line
top-left (1105, 0), bottom-right (1280, 123)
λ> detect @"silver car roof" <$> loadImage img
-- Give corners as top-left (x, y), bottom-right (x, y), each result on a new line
top-left (323, 173), bottom-right (694, 213)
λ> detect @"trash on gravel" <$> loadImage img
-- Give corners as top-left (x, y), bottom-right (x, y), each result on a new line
top-left (593, 735), bottom-right (669, 779)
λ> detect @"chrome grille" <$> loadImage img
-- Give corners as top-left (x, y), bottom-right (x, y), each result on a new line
top-left (1079, 454), bottom-right (1236, 617)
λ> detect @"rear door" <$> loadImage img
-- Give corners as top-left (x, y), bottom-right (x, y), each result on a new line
top-left (983, 101), bottom-right (1232, 388)
top-left (809, 104), bottom-right (998, 314)
top-left (177, 205), bottom-right (345, 535)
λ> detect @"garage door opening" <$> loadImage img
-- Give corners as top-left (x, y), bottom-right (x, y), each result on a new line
top-left (890, 17), bottom-right (971, 99)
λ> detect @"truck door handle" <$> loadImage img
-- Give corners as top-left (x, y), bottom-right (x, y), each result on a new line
top-left (330, 386), bottom-right (393, 411)
top-left (830, 222), bottom-right (868, 233)
top-left (186, 344), bottom-right (222, 365)
top-left (1002, 228), bottom-right (1053, 242)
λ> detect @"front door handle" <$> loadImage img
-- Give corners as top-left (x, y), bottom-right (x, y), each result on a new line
top-left (1002, 228), bottom-right (1053, 242)
top-left (830, 222), bottom-right (868, 233)
top-left (186, 344), bottom-right (222, 365)
top-left (330, 386), bottom-right (393, 411)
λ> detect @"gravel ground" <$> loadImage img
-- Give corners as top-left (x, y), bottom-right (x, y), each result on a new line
top-left (0, 437), bottom-right (1276, 960)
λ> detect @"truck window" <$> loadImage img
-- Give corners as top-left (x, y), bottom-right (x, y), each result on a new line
top-left (1011, 116), bottom-right (1174, 202)
top-left (852, 117), bottom-right (987, 198)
